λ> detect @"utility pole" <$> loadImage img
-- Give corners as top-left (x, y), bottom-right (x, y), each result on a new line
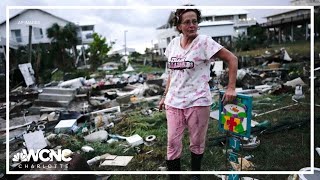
top-left (28, 25), bottom-right (32, 63)
top-left (124, 30), bottom-right (128, 56)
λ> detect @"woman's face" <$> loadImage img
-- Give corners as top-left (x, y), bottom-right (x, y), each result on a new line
top-left (178, 11), bottom-right (198, 38)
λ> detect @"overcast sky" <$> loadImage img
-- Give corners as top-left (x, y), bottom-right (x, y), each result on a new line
top-left (0, 0), bottom-right (299, 53)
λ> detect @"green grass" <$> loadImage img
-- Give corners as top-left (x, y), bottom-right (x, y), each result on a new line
top-left (132, 64), bottom-right (164, 74)
top-left (55, 92), bottom-right (311, 176)
top-left (235, 41), bottom-right (311, 57)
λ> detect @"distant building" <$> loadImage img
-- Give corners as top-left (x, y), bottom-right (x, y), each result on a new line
top-left (156, 9), bottom-right (256, 55)
top-left (98, 62), bottom-right (120, 71)
top-left (261, 9), bottom-right (311, 43)
top-left (110, 47), bottom-right (136, 56)
top-left (0, 9), bottom-right (94, 47)
top-left (291, 0), bottom-right (320, 5)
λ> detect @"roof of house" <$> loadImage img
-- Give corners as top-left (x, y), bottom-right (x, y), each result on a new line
top-left (157, 9), bottom-right (249, 29)
top-left (199, 20), bottom-right (234, 27)
top-left (263, 9), bottom-right (309, 18)
top-left (0, 9), bottom-right (71, 26)
top-left (201, 9), bottom-right (249, 17)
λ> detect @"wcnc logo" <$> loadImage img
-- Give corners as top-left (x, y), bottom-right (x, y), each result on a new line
top-left (12, 149), bottom-right (72, 162)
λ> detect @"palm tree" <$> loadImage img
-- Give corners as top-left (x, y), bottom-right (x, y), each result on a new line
top-left (46, 22), bottom-right (79, 71)
top-left (62, 23), bottom-right (79, 65)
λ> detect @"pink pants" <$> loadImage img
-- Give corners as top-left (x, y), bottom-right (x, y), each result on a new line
top-left (165, 105), bottom-right (210, 160)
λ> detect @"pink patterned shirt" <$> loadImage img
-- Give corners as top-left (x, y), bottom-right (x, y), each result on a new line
top-left (164, 34), bottom-right (223, 109)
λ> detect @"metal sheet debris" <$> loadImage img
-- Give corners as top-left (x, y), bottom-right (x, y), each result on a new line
top-left (18, 63), bottom-right (35, 87)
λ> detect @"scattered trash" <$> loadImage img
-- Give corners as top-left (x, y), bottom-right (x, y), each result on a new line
top-left (54, 119), bottom-right (77, 133)
top-left (87, 153), bottom-right (114, 166)
top-left (316, 147), bottom-right (320, 156)
top-left (144, 135), bottom-right (156, 146)
top-left (23, 130), bottom-right (47, 151)
top-left (242, 177), bottom-right (259, 180)
top-left (284, 77), bottom-right (306, 87)
top-left (229, 157), bottom-right (255, 171)
top-left (84, 130), bottom-right (108, 143)
top-left (292, 85), bottom-right (305, 100)
top-left (100, 156), bottom-right (133, 167)
top-left (242, 136), bottom-right (260, 150)
top-left (18, 63), bottom-right (36, 87)
top-left (298, 167), bottom-right (320, 180)
top-left (158, 166), bottom-right (167, 171)
top-left (145, 135), bottom-right (156, 142)
top-left (107, 138), bottom-right (118, 144)
top-left (45, 134), bottom-right (57, 141)
top-left (126, 134), bottom-right (144, 147)
top-left (244, 155), bottom-right (254, 160)
top-left (81, 145), bottom-right (94, 152)
top-left (58, 77), bottom-right (85, 89)
top-left (94, 114), bottom-right (109, 129)
top-left (62, 149), bottom-right (73, 159)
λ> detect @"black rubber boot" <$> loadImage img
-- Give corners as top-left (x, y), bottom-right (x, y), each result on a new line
top-left (166, 158), bottom-right (181, 180)
top-left (191, 152), bottom-right (203, 180)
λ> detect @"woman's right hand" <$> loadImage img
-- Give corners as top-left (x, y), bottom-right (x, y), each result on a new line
top-left (158, 98), bottom-right (165, 111)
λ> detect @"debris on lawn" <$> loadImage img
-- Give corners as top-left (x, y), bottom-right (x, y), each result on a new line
top-left (4, 46), bottom-right (312, 174)
top-left (230, 157), bottom-right (255, 171)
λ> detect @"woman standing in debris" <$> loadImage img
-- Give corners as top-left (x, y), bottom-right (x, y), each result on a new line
top-left (158, 6), bottom-right (238, 180)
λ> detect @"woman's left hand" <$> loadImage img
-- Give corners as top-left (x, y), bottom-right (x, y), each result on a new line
top-left (222, 87), bottom-right (237, 105)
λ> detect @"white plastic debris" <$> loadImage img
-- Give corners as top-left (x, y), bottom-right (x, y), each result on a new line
top-left (284, 77), bottom-right (306, 87)
top-left (126, 134), bottom-right (144, 147)
top-left (62, 149), bottom-right (73, 158)
top-left (87, 156), bottom-right (101, 166)
top-left (81, 145), bottom-right (94, 152)
top-left (54, 119), bottom-right (77, 133)
top-left (283, 49), bottom-right (292, 61)
top-left (316, 147), bottom-right (320, 156)
top-left (84, 130), bottom-right (108, 143)
top-left (58, 77), bottom-right (84, 88)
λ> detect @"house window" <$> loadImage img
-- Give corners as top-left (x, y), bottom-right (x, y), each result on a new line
top-left (33, 27), bottom-right (43, 39)
top-left (167, 37), bottom-right (171, 45)
top-left (239, 14), bottom-right (247, 20)
top-left (215, 15), bottom-right (233, 21)
top-left (11, 29), bottom-right (22, 43)
top-left (202, 17), bottom-right (213, 21)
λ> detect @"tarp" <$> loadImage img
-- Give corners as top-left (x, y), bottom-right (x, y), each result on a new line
top-left (125, 63), bottom-right (134, 72)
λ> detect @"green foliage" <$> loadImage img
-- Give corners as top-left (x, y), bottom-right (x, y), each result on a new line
top-left (133, 64), bottom-right (164, 73)
top-left (46, 22), bottom-right (79, 71)
top-left (88, 33), bottom-right (112, 70)
top-left (51, 70), bottom-right (64, 81)
top-left (234, 24), bottom-right (268, 52)
top-left (234, 33), bottom-right (251, 52)
top-left (129, 51), bottom-right (142, 59)
top-left (315, 8), bottom-right (320, 40)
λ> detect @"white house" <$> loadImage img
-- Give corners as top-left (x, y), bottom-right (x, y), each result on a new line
top-left (0, 9), bottom-right (94, 47)
top-left (156, 9), bottom-right (256, 55)
top-left (110, 47), bottom-right (136, 56)
top-left (291, 0), bottom-right (320, 5)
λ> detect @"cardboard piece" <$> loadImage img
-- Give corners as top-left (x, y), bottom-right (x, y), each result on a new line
top-left (100, 156), bottom-right (133, 167)
top-left (23, 131), bottom-right (47, 151)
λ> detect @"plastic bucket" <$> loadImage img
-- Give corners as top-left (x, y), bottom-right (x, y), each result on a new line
top-left (298, 167), bottom-right (320, 180)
